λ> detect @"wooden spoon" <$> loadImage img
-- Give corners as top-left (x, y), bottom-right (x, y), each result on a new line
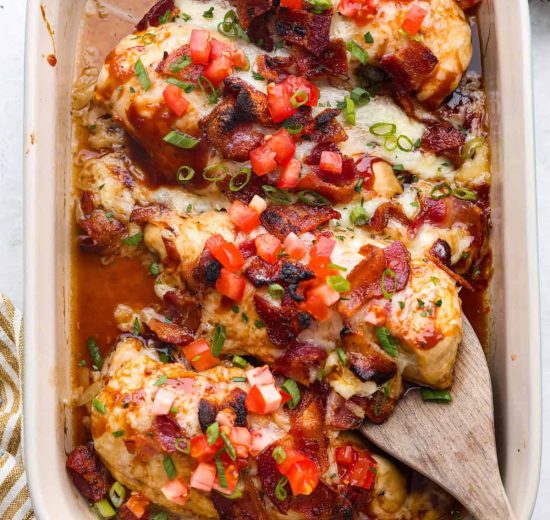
top-left (361, 316), bottom-right (515, 520)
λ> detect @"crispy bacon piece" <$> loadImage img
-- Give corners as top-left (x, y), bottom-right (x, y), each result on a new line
top-left (148, 319), bottom-right (194, 345)
top-left (80, 190), bottom-right (95, 215)
top-left (257, 441), bottom-right (293, 513)
top-left (247, 14), bottom-right (275, 51)
top-left (129, 204), bottom-right (166, 224)
top-left (362, 384), bottom-right (397, 424)
top-left (152, 415), bottom-right (183, 453)
top-left (211, 472), bottom-right (269, 519)
top-left (189, 249), bottom-right (222, 291)
top-left (430, 238), bottom-right (452, 267)
top-left (255, 54), bottom-right (295, 82)
top-left (367, 202), bottom-right (410, 232)
top-left (136, 0), bottom-right (175, 31)
top-left (304, 143), bottom-right (339, 165)
top-left (224, 77), bottom-right (273, 127)
top-left (260, 203), bottom-right (340, 241)
top-left (428, 251), bottom-right (475, 292)
top-left (244, 258), bottom-right (314, 290)
top-left (347, 351), bottom-right (396, 384)
top-left (325, 391), bottom-right (365, 430)
top-left (198, 388), bottom-right (247, 431)
top-left (339, 242), bottom-right (410, 317)
top-left (78, 210), bottom-right (126, 255)
top-left (303, 109), bottom-right (348, 144)
top-left (221, 172), bottom-right (264, 204)
top-left (422, 122), bottom-right (466, 165)
top-left (294, 39), bottom-right (349, 79)
top-left (236, 0), bottom-right (273, 29)
top-left (292, 482), bottom-right (351, 520)
top-left (272, 342), bottom-right (327, 386)
top-left (254, 295), bottom-right (311, 346)
top-left (163, 290), bottom-right (202, 332)
top-left (239, 239), bottom-right (257, 260)
top-left (380, 40), bottom-right (438, 94)
top-left (66, 444), bottom-right (112, 502)
top-left (156, 44), bottom-right (205, 82)
top-left (275, 8), bottom-right (331, 55)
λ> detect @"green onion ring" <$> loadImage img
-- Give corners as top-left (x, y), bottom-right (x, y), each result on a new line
top-left (281, 379), bottom-right (300, 409)
top-left (452, 187), bottom-right (478, 202)
top-left (297, 190), bottom-right (331, 207)
top-left (272, 446), bottom-right (286, 464)
top-left (290, 89), bottom-right (309, 108)
top-left (203, 163), bottom-right (229, 182)
top-left (381, 268), bottom-right (397, 299)
top-left (430, 182), bottom-right (452, 200)
top-left (175, 438), bottom-right (190, 454)
top-left (141, 33), bottom-right (156, 45)
top-left (461, 136), bottom-right (485, 161)
top-left (262, 185), bottom-right (292, 205)
top-left (275, 476), bottom-right (289, 501)
top-left (384, 135), bottom-right (398, 151)
top-left (397, 135), bottom-right (414, 152)
top-left (109, 482), bottom-right (126, 509)
top-left (229, 167), bottom-right (252, 191)
top-left (285, 124), bottom-right (303, 135)
top-left (370, 122), bottom-right (397, 137)
top-left (176, 165), bottom-right (195, 184)
top-left (198, 75), bottom-right (219, 104)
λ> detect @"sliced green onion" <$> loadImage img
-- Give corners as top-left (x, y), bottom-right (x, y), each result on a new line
top-left (350, 206), bottom-right (368, 226)
top-left (344, 96), bottom-right (356, 125)
top-left (109, 481), bottom-right (126, 509)
top-left (290, 89), bottom-right (309, 108)
top-left (94, 499), bottom-right (116, 518)
top-left (327, 263), bottom-right (347, 272)
top-left (176, 165), bottom-right (195, 183)
top-left (221, 431), bottom-right (237, 461)
top-left (461, 136), bottom-right (485, 161)
top-left (112, 430), bottom-right (125, 438)
top-left (154, 374), bottom-right (168, 386)
top-left (252, 70), bottom-right (265, 81)
top-left (384, 134), bottom-right (398, 151)
top-left (163, 130), bottom-right (200, 149)
top-left (203, 6), bottom-right (214, 18)
top-left (167, 77), bottom-right (195, 92)
top-left (232, 355), bottom-right (248, 368)
top-left (374, 381), bottom-right (392, 417)
top-left (421, 388), bottom-right (453, 402)
top-left (336, 347), bottom-right (347, 367)
top-left (355, 178), bottom-right (364, 193)
top-left (327, 275), bottom-right (350, 293)
top-left (452, 187), bottom-right (478, 202)
top-left (430, 182), bottom-right (452, 200)
top-left (262, 185), bottom-right (292, 205)
top-left (215, 455), bottom-right (228, 488)
top-left (198, 75), bottom-right (220, 104)
top-left (269, 283), bottom-right (285, 300)
top-left (87, 337), bottom-right (103, 370)
top-left (397, 135), bottom-right (414, 152)
top-left (380, 268), bottom-right (397, 299)
top-left (272, 446), bottom-right (287, 464)
top-left (134, 59), bottom-right (151, 91)
top-left (232, 376), bottom-right (247, 382)
top-left (229, 167), bottom-right (252, 191)
top-left (133, 317), bottom-right (140, 336)
top-left (281, 379), bottom-right (301, 409)
top-left (309, 0), bottom-right (333, 13)
top-left (350, 87), bottom-right (370, 107)
top-left (92, 398), bottom-right (106, 415)
top-left (151, 513), bottom-right (169, 520)
top-left (122, 232), bottom-right (143, 246)
top-left (364, 31), bottom-right (374, 44)
top-left (203, 163), bottom-right (229, 182)
top-left (175, 438), bottom-right (191, 454)
top-left (375, 327), bottom-right (399, 357)
top-left (216, 482), bottom-right (243, 499)
top-left (159, 10), bottom-right (171, 24)
top-left (169, 55), bottom-right (192, 73)
top-left (212, 325), bottom-right (227, 357)
top-left (206, 422), bottom-right (220, 445)
top-left (297, 190), bottom-right (331, 207)
top-left (370, 122), bottom-right (397, 137)
top-left (284, 123), bottom-right (303, 135)
top-left (217, 10), bottom-right (249, 42)
top-left (141, 33), bottom-right (156, 45)
top-left (345, 41), bottom-right (368, 65)
top-left (275, 476), bottom-right (289, 501)
top-left (163, 455), bottom-right (177, 479)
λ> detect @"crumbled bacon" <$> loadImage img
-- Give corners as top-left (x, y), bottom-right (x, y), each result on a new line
top-left (238, 239), bottom-right (257, 260)
top-left (275, 8), bottom-right (331, 55)
top-left (136, 0), bottom-right (175, 31)
top-left (247, 14), bottom-right (275, 51)
top-left (255, 54), bottom-right (295, 82)
top-left (66, 444), bottom-right (112, 502)
top-left (235, 0), bottom-right (273, 29)
top-left (294, 39), bottom-right (349, 79)
top-left (211, 472), bottom-right (269, 519)
top-left (362, 385), bottom-right (397, 424)
top-left (163, 290), bottom-right (202, 333)
top-left (162, 236), bottom-right (181, 264)
top-left (260, 203), bottom-right (340, 241)
top-left (303, 109), bottom-right (348, 144)
top-left (188, 249), bottom-right (221, 291)
top-left (325, 391), bottom-right (364, 430)
top-left (156, 44), bottom-right (205, 82)
top-left (430, 238), bottom-right (452, 267)
top-left (224, 77), bottom-right (273, 127)
top-left (254, 295), bottom-right (311, 346)
top-left (244, 258), bottom-right (314, 291)
top-left (367, 202), bottom-right (410, 232)
top-left (347, 351), bottom-right (396, 384)
top-left (428, 251), bottom-right (475, 292)
top-left (221, 172), bottom-right (265, 205)
top-left (148, 319), bottom-right (194, 346)
top-left (272, 342), bottom-right (327, 386)
top-left (421, 122), bottom-right (466, 165)
top-left (129, 204), bottom-right (166, 224)
top-left (152, 415), bottom-right (183, 453)
top-left (80, 190), bottom-right (95, 215)
top-left (292, 482), bottom-right (351, 520)
top-left (380, 40), bottom-right (438, 94)
top-left (78, 210), bottom-right (126, 255)
top-left (198, 388), bottom-right (248, 432)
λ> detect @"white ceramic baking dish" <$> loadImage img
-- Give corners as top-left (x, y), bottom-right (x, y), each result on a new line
top-left (23, 1), bottom-right (540, 518)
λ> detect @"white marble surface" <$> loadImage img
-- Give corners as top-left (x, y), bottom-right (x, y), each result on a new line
top-left (0, 0), bottom-right (548, 517)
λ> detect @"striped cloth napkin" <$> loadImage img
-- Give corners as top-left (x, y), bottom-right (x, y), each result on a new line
top-left (0, 296), bottom-right (33, 519)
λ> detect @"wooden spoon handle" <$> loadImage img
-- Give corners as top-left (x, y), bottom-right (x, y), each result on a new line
top-left (469, 483), bottom-right (515, 520)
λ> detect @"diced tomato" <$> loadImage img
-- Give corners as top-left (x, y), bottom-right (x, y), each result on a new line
top-left (190, 434), bottom-right (223, 462)
top-left (335, 445), bottom-right (358, 467)
top-left (267, 82), bottom-right (295, 124)
top-left (347, 455), bottom-right (377, 490)
top-left (250, 144), bottom-right (278, 176)
top-left (279, 388), bottom-right (292, 406)
top-left (190, 463), bottom-right (217, 491)
top-left (267, 129), bottom-right (296, 165)
top-left (280, 0), bottom-right (303, 8)
top-left (284, 76), bottom-right (320, 108)
top-left (190, 29), bottom-right (212, 65)
top-left (275, 447), bottom-right (307, 475)
top-left (152, 387), bottom-right (176, 416)
top-left (230, 427), bottom-right (252, 449)
top-left (320, 151), bottom-right (343, 174)
top-left (245, 384), bottom-right (282, 414)
top-left (182, 339), bottom-right (218, 371)
top-left (125, 494), bottom-right (150, 518)
top-left (206, 235), bottom-right (245, 272)
top-left (277, 158), bottom-right (301, 189)
top-left (203, 55), bottom-right (233, 85)
top-left (161, 478), bottom-right (189, 506)
top-left (401, 4), bottom-right (428, 36)
top-left (246, 366), bottom-right (275, 387)
top-left (286, 458), bottom-right (319, 496)
top-left (284, 232), bottom-right (307, 260)
top-left (311, 235), bottom-right (336, 257)
top-left (163, 84), bottom-right (190, 117)
top-left (313, 283), bottom-right (340, 306)
top-left (228, 200), bottom-right (261, 233)
top-left (338, 0), bottom-right (379, 21)
top-left (210, 38), bottom-right (230, 58)
top-left (255, 234), bottom-right (282, 264)
top-left (307, 255), bottom-right (338, 279)
top-left (303, 284), bottom-right (340, 320)
top-left (230, 49), bottom-right (248, 70)
top-left (249, 195), bottom-right (267, 215)
top-left (216, 269), bottom-right (246, 302)
top-left (213, 463), bottom-right (240, 494)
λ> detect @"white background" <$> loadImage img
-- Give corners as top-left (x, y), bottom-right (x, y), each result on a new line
top-left (0, 0), bottom-right (548, 517)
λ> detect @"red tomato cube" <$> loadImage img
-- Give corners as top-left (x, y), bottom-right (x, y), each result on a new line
top-left (250, 144), bottom-right (277, 176)
top-left (402, 5), bottom-right (428, 35)
top-left (216, 268), bottom-right (246, 302)
top-left (267, 82), bottom-right (295, 123)
top-left (163, 84), bottom-right (190, 117)
top-left (182, 339), bottom-right (218, 371)
top-left (267, 129), bottom-right (296, 165)
top-left (228, 200), bottom-right (261, 233)
top-left (255, 234), bottom-right (282, 264)
top-left (277, 158), bottom-right (301, 189)
top-left (190, 29), bottom-right (212, 65)
top-left (245, 384), bottom-right (282, 414)
top-left (284, 232), bottom-right (307, 260)
top-left (320, 151), bottom-right (343, 174)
